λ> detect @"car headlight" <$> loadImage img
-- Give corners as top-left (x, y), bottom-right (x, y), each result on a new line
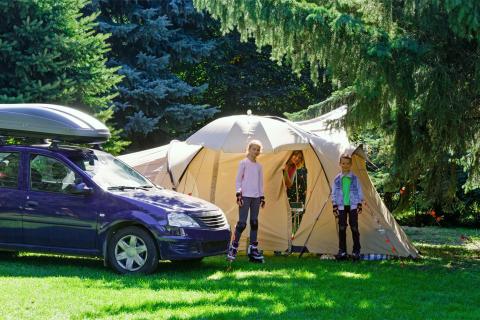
top-left (167, 212), bottom-right (200, 228)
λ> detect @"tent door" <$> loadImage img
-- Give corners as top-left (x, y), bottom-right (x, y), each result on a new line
top-left (288, 172), bottom-right (305, 251)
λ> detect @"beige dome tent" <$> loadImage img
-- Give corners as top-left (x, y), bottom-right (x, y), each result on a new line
top-left (119, 108), bottom-right (418, 257)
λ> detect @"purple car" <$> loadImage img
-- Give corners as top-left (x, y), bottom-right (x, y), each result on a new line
top-left (0, 144), bottom-right (230, 274)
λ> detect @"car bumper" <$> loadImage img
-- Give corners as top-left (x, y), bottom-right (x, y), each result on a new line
top-left (157, 228), bottom-right (231, 260)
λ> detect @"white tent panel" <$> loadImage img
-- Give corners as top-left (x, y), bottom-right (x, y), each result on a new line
top-left (168, 141), bottom-right (203, 186)
top-left (118, 144), bottom-right (169, 167)
top-left (186, 115), bottom-right (310, 153)
top-left (118, 144), bottom-right (173, 189)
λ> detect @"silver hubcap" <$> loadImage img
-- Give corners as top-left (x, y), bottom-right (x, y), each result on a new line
top-left (115, 235), bottom-right (148, 271)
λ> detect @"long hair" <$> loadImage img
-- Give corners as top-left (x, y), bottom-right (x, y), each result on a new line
top-left (287, 150), bottom-right (305, 168)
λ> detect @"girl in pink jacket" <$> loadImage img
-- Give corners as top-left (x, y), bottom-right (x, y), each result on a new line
top-left (227, 140), bottom-right (265, 263)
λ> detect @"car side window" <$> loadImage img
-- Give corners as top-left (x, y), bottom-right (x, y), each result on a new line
top-left (0, 152), bottom-right (20, 189)
top-left (30, 154), bottom-right (79, 194)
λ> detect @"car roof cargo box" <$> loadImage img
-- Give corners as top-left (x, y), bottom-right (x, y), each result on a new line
top-left (0, 104), bottom-right (110, 143)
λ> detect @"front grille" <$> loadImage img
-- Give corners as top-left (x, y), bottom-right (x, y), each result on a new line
top-left (194, 212), bottom-right (228, 229)
top-left (202, 240), bottom-right (229, 254)
top-left (169, 240), bottom-right (228, 255)
top-left (169, 242), bottom-right (200, 254)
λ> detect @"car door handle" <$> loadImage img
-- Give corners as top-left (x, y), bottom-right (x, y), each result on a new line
top-left (25, 200), bottom-right (39, 211)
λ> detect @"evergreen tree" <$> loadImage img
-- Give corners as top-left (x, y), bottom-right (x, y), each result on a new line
top-left (184, 30), bottom-right (332, 118)
top-left (0, 0), bottom-right (125, 153)
top-left (194, 0), bottom-right (480, 207)
top-left (90, 0), bottom-right (219, 149)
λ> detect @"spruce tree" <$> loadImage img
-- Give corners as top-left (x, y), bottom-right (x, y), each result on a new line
top-left (90, 0), bottom-right (219, 149)
top-left (0, 0), bottom-right (121, 113)
top-left (194, 0), bottom-right (480, 206)
top-left (0, 0), bottom-right (125, 152)
top-left (183, 30), bottom-right (332, 117)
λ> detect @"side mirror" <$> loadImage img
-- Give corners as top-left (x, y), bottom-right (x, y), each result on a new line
top-left (71, 178), bottom-right (94, 195)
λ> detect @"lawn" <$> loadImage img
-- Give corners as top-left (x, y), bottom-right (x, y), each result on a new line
top-left (0, 227), bottom-right (479, 320)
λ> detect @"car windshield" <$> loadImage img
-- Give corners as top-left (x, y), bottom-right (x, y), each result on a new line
top-left (68, 150), bottom-right (154, 190)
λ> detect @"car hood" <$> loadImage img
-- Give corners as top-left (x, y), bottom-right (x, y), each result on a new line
top-left (113, 188), bottom-right (219, 213)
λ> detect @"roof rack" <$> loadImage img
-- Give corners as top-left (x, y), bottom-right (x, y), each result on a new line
top-left (0, 103), bottom-right (110, 144)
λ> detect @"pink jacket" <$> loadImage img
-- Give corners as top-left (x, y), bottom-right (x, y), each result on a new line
top-left (235, 158), bottom-right (264, 197)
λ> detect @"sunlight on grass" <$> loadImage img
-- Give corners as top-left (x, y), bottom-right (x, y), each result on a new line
top-left (403, 227), bottom-right (480, 246)
top-left (334, 271), bottom-right (370, 280)
top-left (235, 291), bottom-right (272, 302)
top-left (272, 302), bottom-right (287, 314)
top-left (358, 299), bottom-right (372, 309)
top-left (207, 271), bottom-right (228, 280)
top-left (207, 269), bottom-right (317, 281)
top-left (465, 240), bottom-right (480, 251)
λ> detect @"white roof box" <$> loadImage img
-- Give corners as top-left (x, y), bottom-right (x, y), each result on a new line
top-left (0, 103), bottom-right (110, 143)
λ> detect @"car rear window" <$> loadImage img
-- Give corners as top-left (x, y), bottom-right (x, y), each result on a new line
top-left (0, 152), bottom-right (20, 189)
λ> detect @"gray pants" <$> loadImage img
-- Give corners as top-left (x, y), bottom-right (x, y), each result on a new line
top-left (233, 197), bottom-right (261, 243)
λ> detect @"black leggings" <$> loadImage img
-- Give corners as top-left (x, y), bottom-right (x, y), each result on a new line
top-left (337, 205), bottom-right (360, 254)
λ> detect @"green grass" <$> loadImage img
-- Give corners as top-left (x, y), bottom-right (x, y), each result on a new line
top-left (0, 227), bottom-right (479, 320)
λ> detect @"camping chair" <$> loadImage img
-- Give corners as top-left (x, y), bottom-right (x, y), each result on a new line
top-left (290, 201), bottom-right (304, 235)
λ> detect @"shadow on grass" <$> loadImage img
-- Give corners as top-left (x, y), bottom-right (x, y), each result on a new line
top-left (0, 245), bottom-right (478, 280)
top-left (1, 249), bottom-right (479, 319)
top-left (415, 244), bottom-right (480, 269)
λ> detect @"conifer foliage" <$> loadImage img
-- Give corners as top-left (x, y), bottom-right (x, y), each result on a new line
top-left (184, 32), bottom-right (332, 118)
top-left (91, 0), bottom-right (219, 147)
top-left (0, 0), bottom-right (126, 153)
top-left (194, 0), bottom-right (480, 205)
top-left (0, 0), bottom-right (121, 110)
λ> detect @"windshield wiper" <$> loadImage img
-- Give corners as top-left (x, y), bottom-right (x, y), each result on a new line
top-left (107, 185), bottom-right (153, 191)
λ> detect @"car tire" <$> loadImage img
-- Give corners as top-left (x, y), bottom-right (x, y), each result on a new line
top-left (107, 226), bottom-right (159, 274)
top-left (0, 250), bottom-right (17, 258)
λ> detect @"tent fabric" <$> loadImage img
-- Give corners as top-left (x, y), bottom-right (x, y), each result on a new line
top-left (186, 115), bottom-right (310, 153)
top-left (120, 108), bottom-right (418, 257)
top-left (168, 141), bottom-right (203, 186)
top-left (118, 144), bottom-right (169, 168)
top-left (118, 144), bottom-right (173, 189)
top-left (295, 105), bottom-right (347, 133)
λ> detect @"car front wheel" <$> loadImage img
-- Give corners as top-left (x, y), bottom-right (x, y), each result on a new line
top-left (107, 226), bottom-right (159, 274)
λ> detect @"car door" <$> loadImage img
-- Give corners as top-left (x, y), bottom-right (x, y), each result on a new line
top-left (23, 152), bottom-right (98, 251)
top-left (0, 150), bottom-right (24, 244)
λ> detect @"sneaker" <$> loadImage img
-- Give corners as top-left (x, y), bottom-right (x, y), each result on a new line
top-left (335, 251), bottom-right (347, 260)
top-left (248, 242), bottom-right (264, 261)
top-left (226, 241), bottom-right (239, 261)
top-left (352, 251), bottom-right (361, 260)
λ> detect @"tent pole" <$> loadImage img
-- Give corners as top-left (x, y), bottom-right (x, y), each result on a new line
top-left (165, 150), bottom-right (176, 191)
top-left (185, 148), bottom-right (206, 195)
top-left (295, 172), bottom-right (299, 202)
top-left (299, 194), bottom-right (330, 258)
top-left (210, 151), bottom-right (220, 202)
